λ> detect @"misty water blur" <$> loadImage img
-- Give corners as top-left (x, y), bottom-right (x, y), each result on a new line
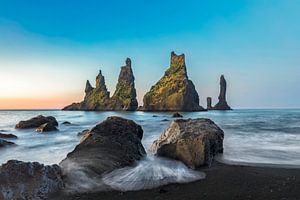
top-left (1, 109), bottom-right (300, 191)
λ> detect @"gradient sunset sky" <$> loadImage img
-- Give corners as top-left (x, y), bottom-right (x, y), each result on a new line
top-left (0, 0), bottom-right (299, 109)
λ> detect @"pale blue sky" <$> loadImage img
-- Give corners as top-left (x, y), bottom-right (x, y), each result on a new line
top-left (0, 0), bottom-right (299, 108)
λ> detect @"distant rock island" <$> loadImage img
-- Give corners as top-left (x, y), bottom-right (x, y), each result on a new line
top-left (207, 75), bottom-right (232, 110)
top-left (63, 58), bottom-right (138, 111)
top-left (63, 52), bottom-right (232, 111)
top-left (139, 52), bottom-right (204, 111)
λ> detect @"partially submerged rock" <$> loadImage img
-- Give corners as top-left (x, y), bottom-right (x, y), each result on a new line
top-left (36, 123), bottom-right (58, 133)
top-left (140, 52), bottom-right (204, 111)
top-left (213, 75), bottom-right (231, 110)
top-left (172, 112), bottom-right (183, 118)
top-left (0, 160), bottom-right (64, 200)
top-left (77, 129), bottom-right (89, 136)
top-left (60, 116), bottom-right (146, 177)
top-left (15, 115), bottom-right (58, 129)
top-left (63, 58), bottom-right (138, 111)
top-left (62, 121), bottom-right (71, 125)
top-left (151, 118), bottom-right (224, 168)
top-left (0, 139), bottom-right (16, 148)
top-left (0, 133), bottom-right (17, 139)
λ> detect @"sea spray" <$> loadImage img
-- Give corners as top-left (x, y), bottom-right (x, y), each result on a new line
top-left (61, 156), bottom-right (205, 192)
top-left (102, 156), bottom-right (206, 191)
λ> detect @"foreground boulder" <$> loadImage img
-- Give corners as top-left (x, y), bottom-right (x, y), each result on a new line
top-left (60, 116), bottom-right (146, 177)
top-left (0, 160), bottom-right (64, 200)
top-left (15, 115), bottom-right (58, 129)
top-left (151, 118), bottom-right (224, 168)
top-left (0, 133), bottom-right (17, 139)
top-left (36, 123), bottom-right (58, 133)
top-left (0, 139), bottom-right (16, 148)
top-left (140, 52), bottom-right (204, 111)
top-left (63, 58), bottom-right (138, 111)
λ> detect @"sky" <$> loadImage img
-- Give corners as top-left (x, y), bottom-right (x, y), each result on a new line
top-left (0, 0), bottom-right (300, 109)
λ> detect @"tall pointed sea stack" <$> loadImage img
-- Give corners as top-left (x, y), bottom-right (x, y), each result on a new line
top-left (140, 52), bottom-right (204, 111)
top-left (108, 58), bottom-right (138, 111)
top-left (213, 75), bottom-right (231, 110)
top-left (63, 58), bottom-right (138, 111)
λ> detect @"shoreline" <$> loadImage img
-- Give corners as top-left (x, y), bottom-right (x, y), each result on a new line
top-left (52, 161), bottom-right (300, 200)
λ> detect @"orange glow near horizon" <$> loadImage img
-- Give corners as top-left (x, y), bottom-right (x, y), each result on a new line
top-left (0, 96), bottom-right (82, 109)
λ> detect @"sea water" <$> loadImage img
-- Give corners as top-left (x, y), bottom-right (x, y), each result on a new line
top-left (1, 109), bottom-right (299, 190)
top-left (0, 109), bottom-right (300, 166)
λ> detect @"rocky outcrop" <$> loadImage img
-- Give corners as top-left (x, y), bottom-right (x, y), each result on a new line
top-left (60, 116), bottom-right (146, 177)
top-left (63, 58), bottom-right (138, 111)
top-left (213, 75), bottom-right (231, 110)
top-left (140, 52), bottom-right (204, 111)
top-left (151, 118), bottom-right (224, 169)
top-left (0, 139), bottom-right (16, 148)
top-left (0, 133), bottom-right (17, 139)
top-left (0, 160), bottom-right (64, 200)
top-left (207, 97), bottom-right (212, 110)
top-left (36, 123), bottom-right (58, 133)
top-left (15, 115), bottom-right (58, 129)
top-left (108, 58), bottom-right (138, 111)
top-left (172, 112), bottom-right (183, 118)
top-left (77, 129), bottom-right (89, 136)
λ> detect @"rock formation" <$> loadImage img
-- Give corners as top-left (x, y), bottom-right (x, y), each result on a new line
top-left (0, 139), bottom-right (16, 148)
top-left (0, 133), bottom-right (17, 139)
top-left (172, 112), bottom-right (183, 118)
top-left (63, 58), bottom-right (138, 111)
top-left (36, 123), bottom-right (58, 133)
top-left (213, 75), bottom-right (231, 110)
top-left (0, 160), bottom-right (64, 200)
top-left (60, 116), bottom-right (146, 178)
top-left (140, 52), bottom-right (204, 111)
top-left (151, 118), bottom-right (224, 168)
top-left (207, 97), bottom-right (212, 110)
top-left (15, 115), bottom-right (58, 129)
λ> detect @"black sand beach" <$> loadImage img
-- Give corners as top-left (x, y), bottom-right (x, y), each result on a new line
top-left (52, 161), bottom-right (300, 200)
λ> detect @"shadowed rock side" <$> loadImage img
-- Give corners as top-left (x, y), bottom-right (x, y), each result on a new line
top-left (0, 160), bottom-right (64, 200)
top-left (60, 116), bottom-right (146, 181)
top-left (140, 52), bottom-right (204, 111)
top-left (63, 58), bottom-right (138, 111)
top-left (213, 75), bottom-right (232, 110)
top-left (151, 118), bottom-right (224, 169)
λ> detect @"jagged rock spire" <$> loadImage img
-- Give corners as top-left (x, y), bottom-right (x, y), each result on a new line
top-left (95, 70), bottom-right (108, 91)
top-left (85, 80), bottom-right (94, 94)
top-left (207, 97), bottom-right (212, 110)
top-left (141, 51), bottom-right (204, 111)
top-left (213, 75), bottom-right (231, 110)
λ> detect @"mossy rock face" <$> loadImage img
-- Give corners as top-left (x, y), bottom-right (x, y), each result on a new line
top-left (63, 58), bottom-right (138, 111)
top-left (141, 52), bottom-right (204, 111)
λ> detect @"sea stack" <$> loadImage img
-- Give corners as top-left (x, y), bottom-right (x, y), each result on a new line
top-left (140, 52), bottom-right (204, 111)
top-left (63, 58), bottom-right (138, 111)
top-left (213, 75), bottom-right (231, 110)
top-left (207, 97), bottom-right (212, 110)
top-left (108, 58), bottom-right (138, 111)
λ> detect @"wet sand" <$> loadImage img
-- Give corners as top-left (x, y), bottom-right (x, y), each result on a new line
top-left (53, 161), bottom-right (300, 200)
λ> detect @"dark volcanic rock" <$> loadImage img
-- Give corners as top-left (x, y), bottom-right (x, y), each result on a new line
top-left (62, 121), bottom-right (71, 125)
top-left (172, 112), bottom-right (183, 118)
top-left (63, 58), bottom-right (138, 111)
top-left (0, 133), bottom-right (17, 139)
top-left (151, 118), bottom-right (224, 168)
top-left (15, 115), bottom-right (58, 129)
top-left (140, 52), bottom-right (204, 111)
top-left (36, 123), bottom-right (58, 133)
top-left (207, 97), bottom-right (212, 110)
top-left (0, 139), bottom-right (16, 148)
top-left (77, 129), bottom-right (89, 136)
top-left (60, 116), bottom-right (146, 177)
top-left (0, 160), bottom-right (64, 200)
top-left (213, 75), bottom-right (231, 110)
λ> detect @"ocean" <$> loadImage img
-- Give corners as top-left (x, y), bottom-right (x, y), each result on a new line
top-left (1, 109), bottom-right (300, 167)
